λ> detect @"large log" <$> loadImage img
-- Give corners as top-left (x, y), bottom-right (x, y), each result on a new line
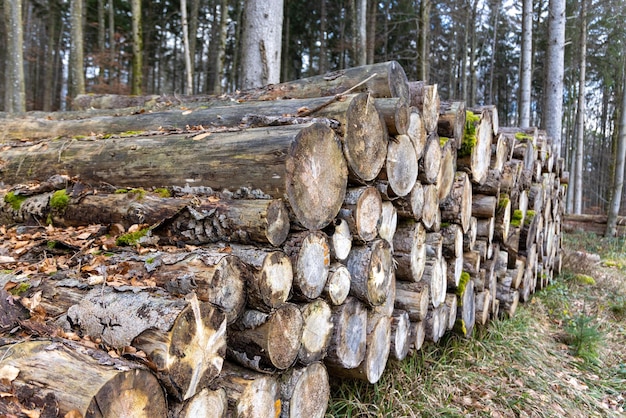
top-left (228, 303), bottom-right (303, 373)
top-left (171, 388), bottom-right (228, 418)
top-left (457, 109), bottom-right (492, 185)
top-left (298, 299), bottom-right (334, 364)
top-left (63, 290), bottom-right (226, 401)
top-left (383, 134), bottom-right (419, 197)
top-left (337, 186), bottom-right (382, 242)
top-left (418, 133), bottom-right (442, 184)
top-left (0, 339), bottom-right (168, 417)
top-left (237, 61), bottom-right (410, 104)
top-left (374, 97), bottom-right (411, 135)
top-left (0, 122), bottom-right (348, 231)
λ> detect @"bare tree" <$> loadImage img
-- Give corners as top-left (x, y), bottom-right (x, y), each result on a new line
top-left (241, 0), bottom-right (284, 89)
top-left (180, 0), bottom-right (193, 95)
top-left (519, 0), bottom-right (533, 127)
top-left (543, 0), bottom-right (566, 158)
top-left (606, 68), bottom-right (626, 237)
top-left (356, 0), bottom-right (367, 66)
top-left (69, 0), bottom-right (85, 100)
top-left (3, 0), bottom-right (26, 112)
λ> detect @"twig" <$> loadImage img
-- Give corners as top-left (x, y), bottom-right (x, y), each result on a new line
top-left (298, 73), bottom-right (378, 117)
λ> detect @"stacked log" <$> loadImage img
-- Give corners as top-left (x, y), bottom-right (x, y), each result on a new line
top-left (0, 61), bottom-right (565, 417)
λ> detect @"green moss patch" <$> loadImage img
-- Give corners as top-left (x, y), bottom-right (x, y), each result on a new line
top-left (456, 271), bottom-right (471, 301)
top-left (50, 190), bottom-right (69, 211)
top-left (154, 188), bottom-right (171, 198)
top-left (116, 228), bottom-right (150, 246)
top-left (510, 210), bottom-right (524, 227)
top-left (459, 111), bottom-right (480, 157)
top-left (4, 191), bottom-right (27, 211)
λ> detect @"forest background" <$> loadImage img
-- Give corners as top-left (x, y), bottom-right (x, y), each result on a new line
top-left (1, 0), bottom-right (626, 227)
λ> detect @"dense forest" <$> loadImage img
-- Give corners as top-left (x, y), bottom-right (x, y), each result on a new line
top-left (1, 0), bottom-right (626, 219)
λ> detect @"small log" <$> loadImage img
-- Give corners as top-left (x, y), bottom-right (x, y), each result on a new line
top-left (327, 313), bottom-right (391, 384)
top-left (395, 281), bottom-right (430, 321)
top-left (463, 216), bottom-right (478, 252)
top-left (64, 291), bottom-right (226, 401)
top-left (390, 310), bottom-right (411, 361)
top-left (475, 217), bottom-right (495, 242)
top-left (408, 81), bottom-right (440, 133)
top-left (439, 171), bottom-right (472, 233)
top-left (238, 61), bottom-right (410, 103)
top-left (410, 320), bottom-right (426, 352)
top-left (474, 290), bottom-right (492, 325)
top-left (446, 254), bottom-right (464, 289)
top-left (0, 339), bottom-right (167, 417)
top-left (422, 184), bottom-right (440, 230)
top-left (279, 362), bottom-right (330, 418)
top-left (472, 169), bottom-right (501, 196)
top-left (211, 362), bottom-right (280, 418)
top-left (226, 244), bottom-right (293, 311)
top-left (328, 218), bottom-right (352, 261)
top-left (437, 138), bottom-right (457, 200)
top-left (496, 284), bottom-right (520, 318)
top-left (338, 186), bottom-right (382, 243)
top-left (374, 97), bottom-right (410, 135)
top-left (494, 194), bottom-right (511, 243)
top-left (228, 303), bottom-right (303, 372)
top-left (444, 293), bottom-right (458, 330)
top-left (438, 101), bottom-right (466, 147)
top-left (325, 297), bottom-right (367, 369)
top-left (418, 133), bottom-right (442, 184)
top-left (379, 201), bottom-right (398, 243)
top-left (422, 257), bottom-right (447, 308)
top-left (455, 276), bottom-right (476, 338)
top-left (298, 299), bottom-right (334, 365)
top-left (172, 388), bottom-right (228, 418)
top-left (383, 134), bottom-right (419, 197)
top-left (441, 223), bottom-right (463, 259)
top-left (392, 181), bottom-right (424, 221)
top-left (457, 109), bottom-right (492, 185)
top-left (393, 219), bottom-right (426, 282)
top-left (491, 133), bottom-right (509, 173)
top-left (424, 305), bottom-right (447, 343)
top-left (425, 232), bottom-right (443, 260)
top-left (156, 197), bottom-right (290, 247)
top-left (346, 239), bottom-right (393, 307)
top-left (283, 231), bottom-right (331, 300)
top-left (407, 107), bottom-right (427, 159)
top-left (472, 194), bottom-right (497, 219)
top-left (324, 263), bottom-right (351, 305)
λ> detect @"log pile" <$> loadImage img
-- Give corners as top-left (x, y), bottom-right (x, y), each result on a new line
top-left (0, 61), bottom-right (565, 417)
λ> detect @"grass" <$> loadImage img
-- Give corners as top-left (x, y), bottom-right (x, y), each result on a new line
top-left (326, 231), bottom-right (626, 417)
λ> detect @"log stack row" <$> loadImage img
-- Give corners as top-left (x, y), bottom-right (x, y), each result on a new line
top-left (0, 61), bottom-right (565, 417)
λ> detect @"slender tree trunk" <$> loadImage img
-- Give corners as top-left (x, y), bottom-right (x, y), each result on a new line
top-left (108, 0), bottom-right (115, 83)
top-left (573, 0), bottom-right (587, 215)
top-left (356, 0), bottom-right (367, 66)
top-left (418, 0), bottom-right (431, 81)
top-left (606, 68), bottom-right (626, 236)
top-left (366, 0), bottom-right (376, 65)
top-left (487, 0), bottom-right (500, 106)
top-left (181, 0), bottom-right (194, 95)
top-left (69, 0), bottom-right (85, 100)
top-left (131, 0), bottom-right (143, 95)
top-left (319, 1), bottom-right (328, 73)
top-left (240, 0), bottom-right (284, 89)
top-left (519, 0), bottom-right (533, 127)
top-left (188, 0), bottom-right (199, 91)
top-left (4, 0), bottom-right (26, 112)
top-left (543, 0), bottom-right (566, 157)
top-left (97, 0), bottom-right (105, 82)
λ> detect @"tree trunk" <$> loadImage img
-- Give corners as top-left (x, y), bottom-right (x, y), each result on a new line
top-left (573, 0), bottom-right (588, 214)
top-left (0, 339), bottom-right (168, 417)
top-left (241, 1), bottom-right (284, 89)
top-left (69, 0), bottom-right (85, 101)
top-left (4, 0), bottom-right (26, 112)
top-left (131, 0), bottom-right (143, 95)
top-left (519, 0), bottom-right (533, 127)
top-left (0, 123), bottom-right (348, 231)
top-left (606, 68), bottom-right (626, 235)
top-left (180, 0), bottom-right (194, 95)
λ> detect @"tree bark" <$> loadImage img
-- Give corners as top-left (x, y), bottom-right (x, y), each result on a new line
top-left (0, 339), bottom-right (168, 416)
top-left (519, 0), bottom-right (533, 127)
top-left (395, 281), bottom-right (430, 321)
top-left (130, 0), bottom-right (142, 95)
top-left (606, 68), bottom-right (626, 236)
top-left (241, 1), bottom-right (284, 89)
top-left (1, 123), bottom-right (348, 231)
top-left (3, 0), bottom-right (26, 112)
top-left (457, 109), bottom-right (493, 185)
top-left (409, 82), bottom-right (440, 133)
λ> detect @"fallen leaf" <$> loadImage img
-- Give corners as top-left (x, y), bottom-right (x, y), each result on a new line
top-left (192, 132), bottom-right (212, 141)
top-left (0, 365), bottom-right (20, 381)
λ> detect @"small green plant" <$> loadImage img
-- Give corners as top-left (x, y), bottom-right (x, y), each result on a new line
top-left (9, 282), bottom-right (30, 296)
top-left (50, 189), bottom-right (69, 211)
top-left (4, 191), bottom-right (27, 211)
top-left (459, 111), bottom-right (480, 157)
top-left (510, 210), bottom-right (524, 227)
top-left (456, 271), bottom-right (471, 300)
top-left (564, 313), bottom-right (603, 364)
top-left (154, 188), bottom-right (171, 198)
top-left (47, 240), bottom-right (57, 250)
top-left (115, 228), bottom-right (150, 246)
top-left (514, 132), bottom-right (533, 142)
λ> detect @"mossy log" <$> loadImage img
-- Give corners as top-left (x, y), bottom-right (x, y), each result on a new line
top-left (0, 339), bottom-right (168, 417)
top-left (438, 101), bottom-right (466, 148)
top-left (457, 109), bottom-right (492, 185)
top-left (455, 278), bottom-right (476, 338)
top-left (0, 122), bottom-right (348, 231)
